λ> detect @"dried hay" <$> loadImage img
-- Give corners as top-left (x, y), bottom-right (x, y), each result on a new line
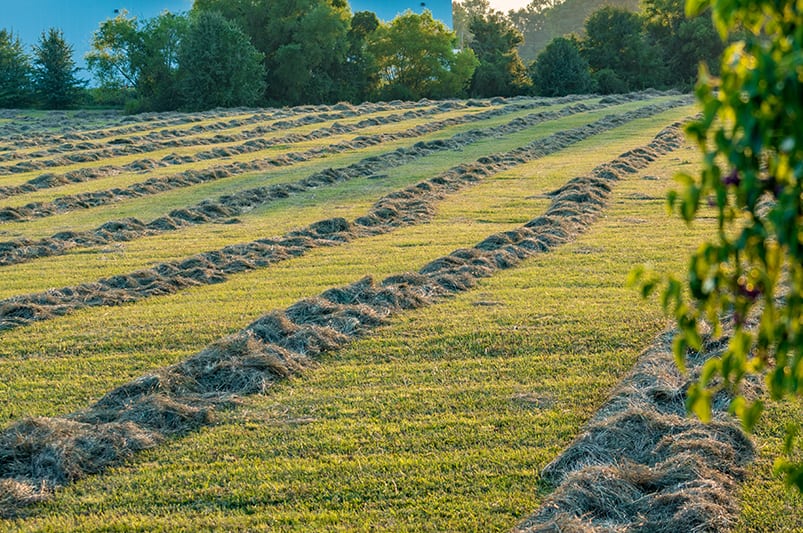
top-left (85, 394), bottom-right (212, 435)
top-left (0, 417), bottom-right (158, 486)
top-left (0, 478), bottom-right (48, 518)
top-left (0, 96), bottom-right (693, 518)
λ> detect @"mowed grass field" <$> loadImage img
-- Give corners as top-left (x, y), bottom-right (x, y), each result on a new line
top-left (0, 95), bottom-right (800, 531)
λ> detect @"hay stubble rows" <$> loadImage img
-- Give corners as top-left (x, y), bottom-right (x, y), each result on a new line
top-left (0, 94), bottom-right (798, 531)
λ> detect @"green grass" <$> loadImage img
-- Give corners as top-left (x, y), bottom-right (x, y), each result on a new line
top-left (0, 102), bottom-right (559, 207)
top-left (2, 98), bottom-right (797, 531)
top-left (0, 105), bottom-right (715, 532)
top-left (0, 99), bottom-right (602, 239)
top-left (0, 104), bottom-right (693, 422)
top-left (736, 397), bottom-right (803, 532)
top-left (0, 98), bottom-right (652, 266)
top-left (0, 105), bottom-right (487, 189)
top-left (0, 102), bottom-right (690, 298)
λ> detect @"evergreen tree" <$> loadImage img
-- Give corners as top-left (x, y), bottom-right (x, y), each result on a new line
top-left (31, 28), bottom-right (83, 109)
top-left (0, 29), bottom-right (32, 108)
top-left (529, 36), bottom-right (594, 96)
top-left (177, 11), bottom-right (265, 110)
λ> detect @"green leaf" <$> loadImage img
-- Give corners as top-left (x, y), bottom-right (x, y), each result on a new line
top-left (687, 383), bottom-right (712, 422)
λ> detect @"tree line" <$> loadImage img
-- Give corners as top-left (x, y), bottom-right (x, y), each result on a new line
top-left (1, 0), bottom-right (721, 111)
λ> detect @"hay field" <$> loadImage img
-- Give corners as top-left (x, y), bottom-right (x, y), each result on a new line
top-left (0, 94), bottom-right (800, 531)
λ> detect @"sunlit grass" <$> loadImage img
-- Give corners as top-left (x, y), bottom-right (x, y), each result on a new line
top-left (3, 99), bottom-right (795, 531)
top-left (0, 106), bottom-right (719, 532)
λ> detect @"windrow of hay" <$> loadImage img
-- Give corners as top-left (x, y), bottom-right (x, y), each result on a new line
top-left (512, 332), bottom-right (760, 530)
top-left (0, 97), bottom-right (483, 180)
top-left (0, 100), bottom-right (690, 332)
top-left (0, 99), bottom-right (448, 166)
top-left (0, 94), bottom-right (616, 218)
top-left (0, 96), bottom-right (689, 268)
top-left (0, 96), bottom-right (520, 180)
top-left (0, 98), bottom-right (445, 156)
top-left (0, 106), bottom-right (280, 155)
top-left (0, 120), bottom-right (685, 518)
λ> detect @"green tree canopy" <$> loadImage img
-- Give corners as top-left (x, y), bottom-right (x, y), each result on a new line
top-left (452, 0), bottom-right (491, 48)
top-left (87, 11), bottom-right (189, 111)
top-left (633, 0), bottom-right (803, 491)
top-left (32, 28), bottom-right (83, 109)
top-left (193, 0), bottom-right (351, 105)
top-left (509, 0), bottom-right (639, 63)
top-left (642, 0), bottom-right (722, 88)
top-left (336, 11), bottom-right (381, 103)
top-left (177, 11), bottom-right (265, 111)
top-left (582, 6), bottom-right (666, 91)
top-left (529, 36), bottom-right (594, 96)
top-left (468, 11), bottom-right (531, 97)
top-left (0, 29), bottom-right (32, 108)
top-left (368, 10), bottom-right (478, 101)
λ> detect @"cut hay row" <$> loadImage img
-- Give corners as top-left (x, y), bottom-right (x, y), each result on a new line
top-left (0, 101), bottom-right (690, 332)
top-left (0, 100), bottom-right (472, 176)
top-left (0, 109), bottom-right (140, 145)
top-left (0, 120), bottom-right (685, 518)
top-left (0, 97), bottom-right (690, 267)
top-left (0, 99), bottom-right (442, 154)
top-left (515, 327), bottom-right (757, 532)
top-left (0, 100), bottom-right (450, 164)
top-left (0, 106), bottom-right (273, 152)
top-left (0, 96), bottom-right (587, 208)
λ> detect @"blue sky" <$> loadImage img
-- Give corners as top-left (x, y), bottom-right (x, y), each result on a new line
top-left (1, 1), bottom-right (192, 76)
top-left (350, 0), bottom-right (452, 25)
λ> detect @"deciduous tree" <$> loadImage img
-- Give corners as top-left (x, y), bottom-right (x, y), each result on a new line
top-left (87, 11), bottom-right (188, 111)
top-left (642, 0), bottom-right (722, 88)
top-left (369, 10), bottom-right (478, 100)
top-left (582, 7), bottom-right (666, 91)
top-left (193, 0), bottom-right (351, 105)
top-left (468, 12), bottom-right (531, 97)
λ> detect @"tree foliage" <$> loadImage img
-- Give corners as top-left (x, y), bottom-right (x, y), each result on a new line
top-left (530, 36), bottom-right (594, 97)
top-left (582, 7), bottom-right (666, 91)
top-left (643, 0), bottom-right (723, 88)
top-left (0, 29), bottom-right (32, 108)
top-left (336, 11), bottom-right (381, 103)
top-left (633, 0), bottom-right (803, 491)
top-left (452, 0), bottom-right (491, 48)
top-left (177, 11), bottom-right (265, 111)
top-left (368, 10), bottom-right (478, 100)
top-left (468, 12), bottom-right (531, 97)
top-left (193, 0), bottom-right (351, 105)
top-left (87, 11), bottom-right (188, 111)
top-left (509, 0), bottom-right (640, 63)
top-left (31, 28), bottom-right (83, 109)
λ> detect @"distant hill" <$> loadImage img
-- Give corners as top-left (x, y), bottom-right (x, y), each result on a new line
top-left (510, 0), bottom-right (641, 62)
